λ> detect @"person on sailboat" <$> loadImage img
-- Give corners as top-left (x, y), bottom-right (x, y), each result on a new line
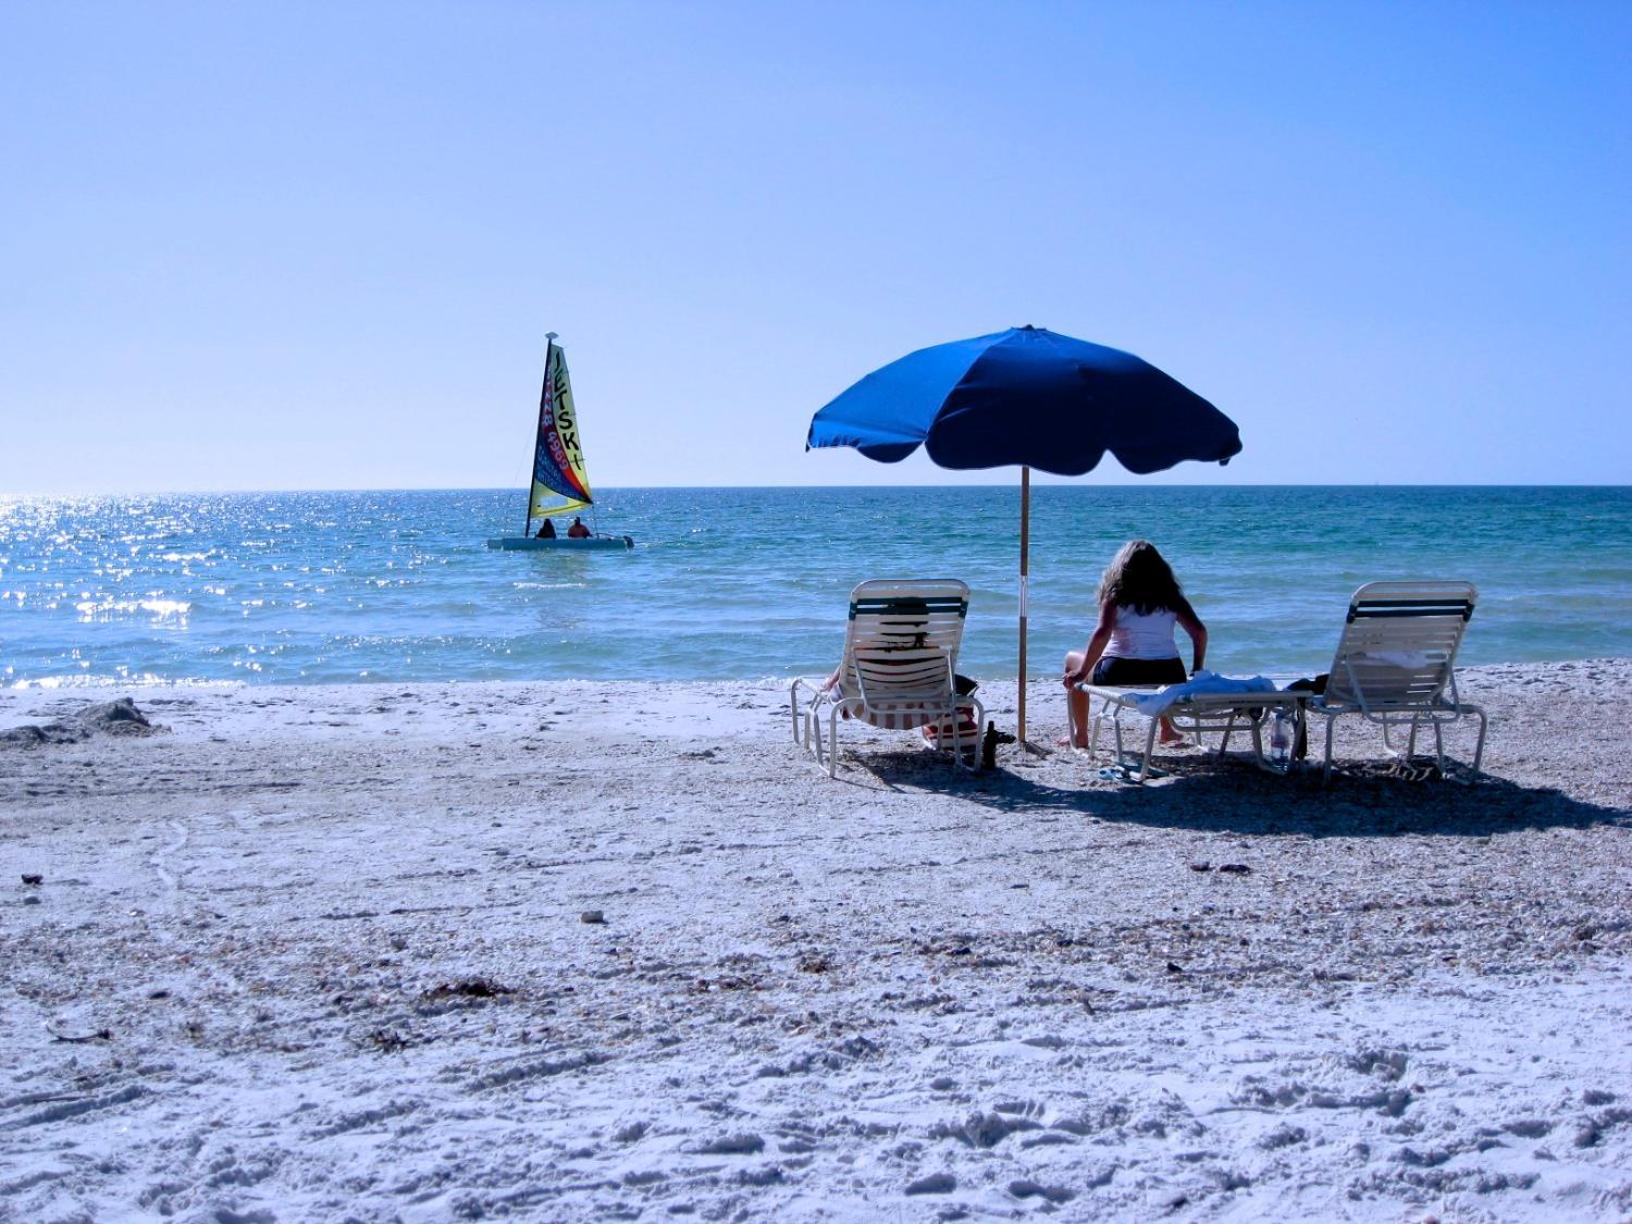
top-left (535, 519), bottom-right (557, 539)
top-left (567, 516), bottom-right (591, 539)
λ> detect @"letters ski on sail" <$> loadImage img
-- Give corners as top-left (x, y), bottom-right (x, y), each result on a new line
top-left (529, 342), bottom-right (594, 520)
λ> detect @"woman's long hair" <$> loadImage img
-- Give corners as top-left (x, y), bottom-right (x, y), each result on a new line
top-left (1099, 540), bottom-right (1187, 616)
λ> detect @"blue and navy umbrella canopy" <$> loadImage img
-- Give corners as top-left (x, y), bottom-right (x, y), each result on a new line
top-left (807, 325), bottom-right (1241, 475)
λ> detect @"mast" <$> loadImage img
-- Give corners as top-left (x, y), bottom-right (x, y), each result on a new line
top-left (523, 331), bottom-right (559, 538)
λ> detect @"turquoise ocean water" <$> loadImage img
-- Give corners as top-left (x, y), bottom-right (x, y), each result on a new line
top-left (0, 487), bottom-right (1627, 688)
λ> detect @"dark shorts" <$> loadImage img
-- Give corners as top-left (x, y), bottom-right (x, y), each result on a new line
top-left (1092, 655), bottom-right (1187, 686)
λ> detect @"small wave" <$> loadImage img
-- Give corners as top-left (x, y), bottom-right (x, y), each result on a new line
top-left (6, 672), bottom-right (236, 690)
top-left (513, 581), bottom-right (589, 590)
top-left (74, 597), bottom-right (193, 624)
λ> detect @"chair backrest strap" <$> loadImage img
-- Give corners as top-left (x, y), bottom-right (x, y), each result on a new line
top-left (1348, 595), bottom-right (1475, 623)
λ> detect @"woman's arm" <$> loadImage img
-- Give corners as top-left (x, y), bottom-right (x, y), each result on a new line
top-left (1063, 602), bottom-right (1117, 687)
top-left (1176, 604), bottom-right (1207, 674)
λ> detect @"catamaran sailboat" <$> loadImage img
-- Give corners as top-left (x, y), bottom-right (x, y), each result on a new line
top-left (487, 333), bottom-right (633, 551)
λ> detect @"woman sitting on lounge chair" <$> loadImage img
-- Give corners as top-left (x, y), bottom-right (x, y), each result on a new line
top-left (1062, 540), bottom-right (1207, 748)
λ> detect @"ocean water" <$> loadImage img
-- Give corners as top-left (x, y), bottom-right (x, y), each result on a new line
top-left (1, 487), bottom-right (1627, 688)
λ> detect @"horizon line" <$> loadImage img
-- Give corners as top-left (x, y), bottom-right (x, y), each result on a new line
top-left (3, 481), bottom-right (1629, 498)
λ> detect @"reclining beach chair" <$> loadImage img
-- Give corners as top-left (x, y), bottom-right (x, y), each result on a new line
top-left (1309, 580), bottom-right (1487, 781)
top-left (789, 579), bottom-right (984, 777)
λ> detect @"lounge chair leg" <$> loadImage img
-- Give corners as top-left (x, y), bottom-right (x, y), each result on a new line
top-left (1470, 706), bottom-right (1487, 779)
top-left (1433, 720), bottom-right (1446, 775)
top-left (1323, 716), bottom-right (1336, 784)
top-left (828, 706), bottom-right (842, 778)
top-left (1407, 715), bottom-right (1419, 760)
top-left (1140, 717), bottom-right (1159, 784)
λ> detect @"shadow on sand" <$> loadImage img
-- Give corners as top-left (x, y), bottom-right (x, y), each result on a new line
top-left (848, 747), bottom-right (1630, 839)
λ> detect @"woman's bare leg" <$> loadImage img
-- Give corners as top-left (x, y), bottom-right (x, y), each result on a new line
top-left (1062, 651), bottom-right (1090, 748)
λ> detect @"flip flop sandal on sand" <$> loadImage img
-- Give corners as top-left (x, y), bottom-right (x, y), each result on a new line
top-left (1097, 762), bottom-right (1170, 782)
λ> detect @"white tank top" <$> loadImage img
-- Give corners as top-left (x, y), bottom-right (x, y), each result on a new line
top-left (1106, 606), bottom-right (1180, 660)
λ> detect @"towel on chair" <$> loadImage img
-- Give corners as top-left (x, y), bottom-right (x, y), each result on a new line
top-left (1125, 670), bottom-right (1279, 717)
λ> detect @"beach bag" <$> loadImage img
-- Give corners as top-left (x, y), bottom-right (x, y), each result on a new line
top-left (921, 674), bottom-right (981, 753)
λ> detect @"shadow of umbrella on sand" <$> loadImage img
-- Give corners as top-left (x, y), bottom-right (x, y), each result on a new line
top-left (806, 325), bottom-right (1242, 745)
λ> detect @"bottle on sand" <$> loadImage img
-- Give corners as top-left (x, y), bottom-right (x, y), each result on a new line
top-left (1268, 710), bottom-right (1292, 767)
top-left (980, 721), bottom-right (998, 771)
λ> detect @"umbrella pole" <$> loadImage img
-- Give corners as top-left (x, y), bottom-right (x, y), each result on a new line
top-left (1018, 466), bottom-right (1030, 746)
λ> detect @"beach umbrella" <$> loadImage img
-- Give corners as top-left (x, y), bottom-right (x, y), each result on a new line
top-left (806, 325), bottom-right (1241, 745)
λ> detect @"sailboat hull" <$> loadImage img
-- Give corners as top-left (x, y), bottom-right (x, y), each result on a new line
top-left (486, 536), bottom-right (634, 551)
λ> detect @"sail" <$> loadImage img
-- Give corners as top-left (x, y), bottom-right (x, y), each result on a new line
top-left (528, 342), bottom-right (595, 520)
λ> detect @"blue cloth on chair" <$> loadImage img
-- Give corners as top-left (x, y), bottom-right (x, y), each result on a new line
top-left (1125, 670), bottom-right (1279, 717)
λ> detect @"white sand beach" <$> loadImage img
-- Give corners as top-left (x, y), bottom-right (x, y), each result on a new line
top-left (2, 661), bottom-right (1630, 1221)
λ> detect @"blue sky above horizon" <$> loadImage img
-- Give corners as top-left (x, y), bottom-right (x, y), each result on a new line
top-left (2, 1), bottom-right (1627, 494)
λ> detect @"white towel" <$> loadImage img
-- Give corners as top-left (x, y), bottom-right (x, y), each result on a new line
top-left (1125, 669), bottom-right (1279, 717)
top-left (1353, 650), bottom-right (1432, 669)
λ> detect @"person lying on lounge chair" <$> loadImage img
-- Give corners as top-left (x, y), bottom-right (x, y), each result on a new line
top-left (819, 598), bottom-right (963, 749)
top-left (820, 598), bottom-right (930, 702)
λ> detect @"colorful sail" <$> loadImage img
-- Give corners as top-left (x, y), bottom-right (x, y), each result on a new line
top-left (528, 342), bottom-right (595, 521)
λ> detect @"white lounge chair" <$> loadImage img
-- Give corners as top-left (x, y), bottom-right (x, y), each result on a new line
top-left (1309, 580), bottom-right (1487, 781)
top-left (789, 579), bottom-right (984, 777)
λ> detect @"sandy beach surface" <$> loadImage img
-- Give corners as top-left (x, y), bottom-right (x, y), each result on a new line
top-left (2, 660), bottom-right (1630, 1222)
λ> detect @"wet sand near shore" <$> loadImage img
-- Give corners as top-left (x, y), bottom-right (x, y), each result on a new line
top-left (2, 661), bottom-right (1629, 1221)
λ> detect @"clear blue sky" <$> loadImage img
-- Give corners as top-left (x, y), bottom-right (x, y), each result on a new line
top-left (3, 1), bottom-right (1627, 493)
